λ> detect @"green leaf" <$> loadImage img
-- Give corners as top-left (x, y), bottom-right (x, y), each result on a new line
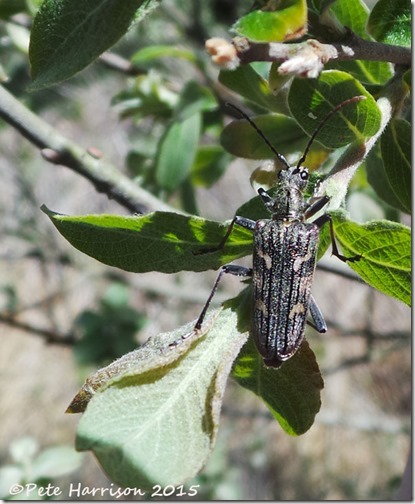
top-left (313, 0), bottom-right (338, 13)
top-left (327, 60), bottom-right (393, 87)
top-left (113, 71), bottom-right (178, 120)
top-left (42, 207), bottom-right (253, 274)
top-left (131, 45), bottom-right (197, 65)
top-left (29, 0), bottom-right (160, 90)
top-left (288, 70), bottom-right (381, 148)
top-left (367, 0), bottom-right (411, 47)
top-left (328, 0), bottom-right (393, 85)
top-left (366, 147), bottom-right (404, 212)
top-left (10, 437), bottom-right (38, 464)
top-left (332, 213), bottom-right (411, 307)
top-left (221, 113), bottom-right (306, 159)
top-left (219, 66), bottom-right (280, 112)
top-left (269, 62), bottom-right (293, 94)
top-left (0, 466), bottom-right (24, 499)
top-left (366, 120), bottom-right (411, 215)
top-left (74, 283), bottom-right (145, 367)
top-left (74, 305), bottom-right (249, 488)
top-left (380, 119), bottom-right (411, 214)
top-left (233, 193), bottom-right (269, 223)
top-left (232, 337), bottom-right (323, 435)
top-left (403, 69), bottom-right (411, 90)
top-left (232, 0), bottom-right (307, 42)
top-left (0, 0), bottom-right (27, 19)
top-left (155, 113), bottom-right (201, 191)
top-left (174, 81), bottom-right (218, 120)
top-left (330, 0), bottom-right (370, 38)
top-left (190, 146), bottom-right (231, 187)
top-left (31, 446), bottom-right (83, 480)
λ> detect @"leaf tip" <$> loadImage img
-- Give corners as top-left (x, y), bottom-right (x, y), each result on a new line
top-left (66, 388), bottom-right (95, 414)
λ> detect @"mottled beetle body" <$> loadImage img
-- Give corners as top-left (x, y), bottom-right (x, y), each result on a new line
top-left (253, 217), bottom-right (319, 365)
top-left (253, 166), bottom-right (320, 366)
top-left (194, 98), bottom-right (363, 367)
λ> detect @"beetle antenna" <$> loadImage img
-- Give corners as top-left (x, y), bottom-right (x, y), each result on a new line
top-left (296, 95), bottom-right (366, 169)
top-left (226, 102), bottom-right (290, 169)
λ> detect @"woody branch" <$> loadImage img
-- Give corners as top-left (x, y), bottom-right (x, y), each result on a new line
top-left (206, 32), bottom-right (411, 78)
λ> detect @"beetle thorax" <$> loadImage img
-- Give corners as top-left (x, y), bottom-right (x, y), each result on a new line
top-left (266, 166), bottom-right (309, 221)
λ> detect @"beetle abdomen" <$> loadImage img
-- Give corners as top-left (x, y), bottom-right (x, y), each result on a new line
top-left (252, 219), bottom-right (320, 366)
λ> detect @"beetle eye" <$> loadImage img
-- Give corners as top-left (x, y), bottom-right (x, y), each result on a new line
top-left (300, 170), bottom-right (308, 180)
top-left (295, 167), bottom-right (308, 180)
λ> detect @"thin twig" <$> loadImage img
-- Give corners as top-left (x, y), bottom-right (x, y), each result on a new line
top-left (99, 52), bottom-right (146, 76)
top-left (0, 85), bottom-right (178, 214)
top-left (206, 33), bottom-right (411, 76)
top-left (0, 313), bottom-right (76, 345)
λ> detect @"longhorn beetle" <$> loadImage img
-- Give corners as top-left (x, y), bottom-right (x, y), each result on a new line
top-left (194, 96), bottom-right (364, 367)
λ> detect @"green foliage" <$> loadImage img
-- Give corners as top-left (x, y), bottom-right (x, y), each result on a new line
top-left (73, 303), bottom-right (249, 488)
top-left (70, 288), bottom-right (323, 485)
top-left (191, 146), bottom-right (231, 187)
top-left (367, 0), bottom-right (411, 47)
top-left (366, 119), bottom-right (410, 215)
top-left (0, 0), bottom-right (27, 19)
top-left (221, 113), bottom-right (305, 159)
top-left (219, 65), bottom-right (282, 111)
top-left (43, 205), bottom-right (411, 308)
top-left (288, 71), bottom-right (381, 146)
top-left (232, 336), bottom-right (324, 436)
top-left (41, 206), bottom-right (254, 273)
top-left (28, 0), bottom-right (160, 90)
top-left (114, 73), bottom-right (221, 208)
top-left (366, 119), bottom-right (411, 216)
top-left (233, 0), bottom-right (308, 42)
top-left (131, 45), bottom-right (198, 65)
top-left (330, 0), bottom-right (370, 36)
top-left (156, 112), bottom-right (201, 191)
top-left (332, 213), bottom-right (411, 306)
top-left (328, 0), bottom-right (394, 84)
top-left (379, 119), bottom-right (411, 213)
top-left (2, 0), bottom-right (411, 492)
top-left (74, 282), bottom-right (147, 367)
top-left (0, 437), bottom-right (83, 500)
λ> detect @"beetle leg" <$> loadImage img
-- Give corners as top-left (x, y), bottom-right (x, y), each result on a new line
top-left (304, 195), bottom-right (330, 219)
top-left (313, 213), bottom-right (361, 263)
top-left (194, 264), bottom-right (252, 330)
top-left (307, 294), bottom-right (327, 333)
top-left (193, 215), bottom-right (256, 255)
